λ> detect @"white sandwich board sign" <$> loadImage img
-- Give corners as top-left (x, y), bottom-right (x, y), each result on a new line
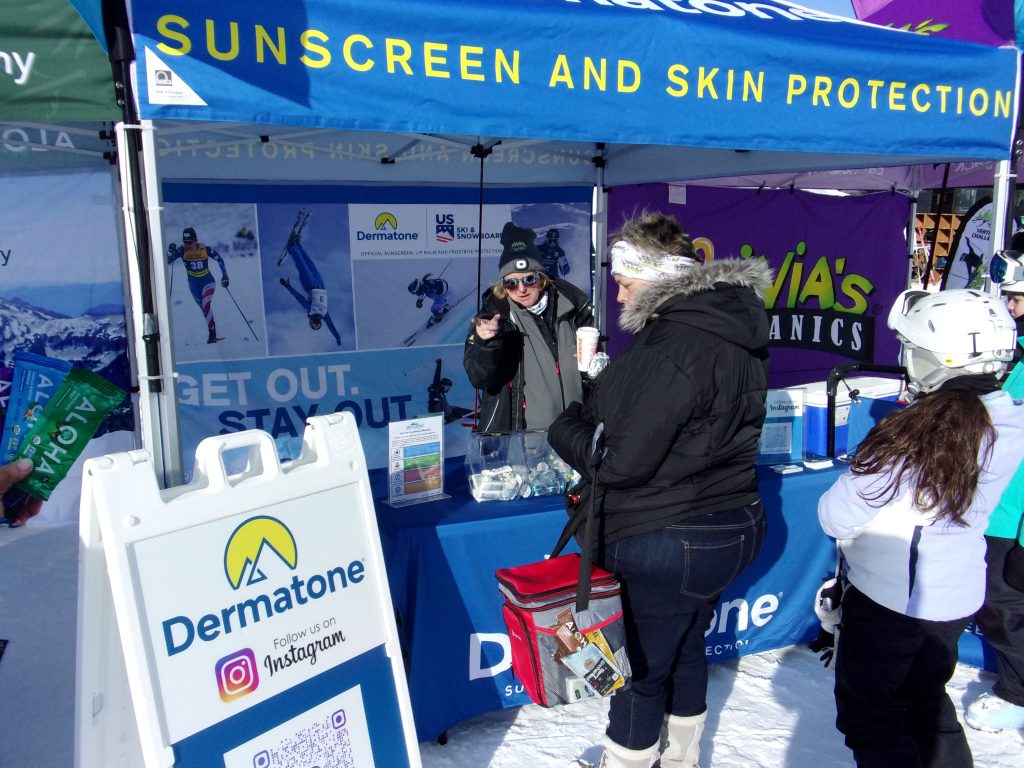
top-left (75, 413), bottom-right (420, 767)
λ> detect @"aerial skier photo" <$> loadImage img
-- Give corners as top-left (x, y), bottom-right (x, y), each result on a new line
top-left (278, 210), bottom-right (343, 347)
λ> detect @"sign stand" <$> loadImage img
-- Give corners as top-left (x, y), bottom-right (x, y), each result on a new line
top-left (75, 413), bottom-right (420, 768)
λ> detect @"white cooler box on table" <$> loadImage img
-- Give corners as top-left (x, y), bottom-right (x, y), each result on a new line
top-left (799, 376), bottom-right (905, 457)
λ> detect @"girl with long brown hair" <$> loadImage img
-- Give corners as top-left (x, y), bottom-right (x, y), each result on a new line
top-left (819, 288), bottom-right (1023, 768)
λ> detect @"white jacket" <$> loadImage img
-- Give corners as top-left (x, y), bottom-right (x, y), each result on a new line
top-left (818, 390), bottom-right (1024, 621)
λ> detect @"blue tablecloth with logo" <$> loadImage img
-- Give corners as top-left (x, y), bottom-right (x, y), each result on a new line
top-left (374, 463), bottom-right (847, 743)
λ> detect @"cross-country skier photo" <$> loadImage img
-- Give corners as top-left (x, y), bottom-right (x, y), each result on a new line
top-left (167, 226), bottom-right (230, 344)
top-left (278, 210), bottom-right (343, 346)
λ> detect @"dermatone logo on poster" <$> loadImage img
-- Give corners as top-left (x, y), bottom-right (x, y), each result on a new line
top-left (160, 515), bottom-right (366, 658)
top-left (355, 211), bottom-right (418, 241)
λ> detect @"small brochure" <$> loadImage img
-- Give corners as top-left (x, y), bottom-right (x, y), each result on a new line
top-left (385, 414), bottom-right (448, 507)
top-left (757, 388), bottom-right (805, 466)
top-left (552, 608), bottom-right (625, 698)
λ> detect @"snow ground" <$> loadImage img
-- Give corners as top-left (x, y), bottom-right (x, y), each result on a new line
top-left (2, 524), bottom-right (1022, 768)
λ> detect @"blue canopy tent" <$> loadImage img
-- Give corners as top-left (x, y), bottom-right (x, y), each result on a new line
top-left (2, 3), bottom-right (1018, 764)
top-left (39, 0), bottom-right (1020, 484)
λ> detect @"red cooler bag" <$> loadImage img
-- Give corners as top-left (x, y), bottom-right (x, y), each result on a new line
top-left (496, 552), bottom-right (631, 707)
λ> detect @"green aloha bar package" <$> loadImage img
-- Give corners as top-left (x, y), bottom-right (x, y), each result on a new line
top-left (13, 368), bottom-right (126, 500)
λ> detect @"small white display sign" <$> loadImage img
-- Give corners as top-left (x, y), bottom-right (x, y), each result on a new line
top-left (757, 388), bottom-right (805, 465)
top-left (386, 414), bottom-right (446, 506)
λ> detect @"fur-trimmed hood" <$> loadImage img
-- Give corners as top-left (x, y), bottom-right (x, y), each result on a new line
top-left (619, 258), bottom-right (774, 347)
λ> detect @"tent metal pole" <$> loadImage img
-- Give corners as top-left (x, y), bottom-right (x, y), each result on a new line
top-left (592, 144), bottom-right (608, 336)
top-left (139, 121), bottom-right (183, 485)
top-left (906, 196), bottom-right (918, 290)
top-left (114, 123), bottom-right (182, 488)
top-left (105, 5), bottom-right (182, 488)
top-left (991, 69), bottom-right (1024, 296)
top-left (991, 158), bottom-right (1015, 297)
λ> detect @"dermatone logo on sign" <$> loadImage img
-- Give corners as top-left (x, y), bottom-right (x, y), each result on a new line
top-left (355, 211), bottom-right (418, 241)
top-left (160, 515), bottom-right (366, 658)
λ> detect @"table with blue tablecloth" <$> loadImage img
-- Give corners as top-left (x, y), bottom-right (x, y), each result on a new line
top-left (374, 462), bottom-right (847, 743)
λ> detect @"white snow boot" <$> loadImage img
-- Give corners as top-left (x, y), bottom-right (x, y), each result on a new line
top-left (597, 736), bottom-right (659, 768)
top-left (965, 692), bottom-right (1024, 732)
top-left (657, 711), bottom-right (706, 768)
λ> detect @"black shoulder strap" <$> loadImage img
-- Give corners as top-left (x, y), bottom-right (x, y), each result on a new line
top-left (550, 425), bottom-right (607, 612)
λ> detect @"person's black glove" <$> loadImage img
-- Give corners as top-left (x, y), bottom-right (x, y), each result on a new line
top-left (809, 577), bottom-right (843, 669)
top-left (221, 276), bottom-right (230, 288)
top-left (416, 298), bottom-right (424, 308)
top-left (167, 244), bottom-right (179, 258)
top-left (808, 626), bottom-right (837, 667)
top-left (557, 400), bottom-right (584, 424)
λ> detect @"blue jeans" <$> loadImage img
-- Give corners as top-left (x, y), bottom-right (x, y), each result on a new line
top-left (598, 502), bottom-right (766, 750)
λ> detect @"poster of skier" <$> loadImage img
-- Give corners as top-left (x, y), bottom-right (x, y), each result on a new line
top-left (351, 201), bottom-right (592, 349)
top-left (260, 204), bottom-right (355, 355)
top-left (162, 201), bottom-right (268, 361)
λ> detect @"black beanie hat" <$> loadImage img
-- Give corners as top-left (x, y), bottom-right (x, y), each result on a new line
top-left (498, 222), bottom-right (544, 278)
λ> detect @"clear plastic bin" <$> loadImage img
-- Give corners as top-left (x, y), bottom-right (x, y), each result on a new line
top-left (465, 430), bottom-right (578, 502)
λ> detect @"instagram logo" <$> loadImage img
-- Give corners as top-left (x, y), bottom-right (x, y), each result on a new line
top-left (215, 649), bottom-right (259, 702)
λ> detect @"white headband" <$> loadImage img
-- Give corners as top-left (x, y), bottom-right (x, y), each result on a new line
top-left (609, 240), bottom-right (697, 281)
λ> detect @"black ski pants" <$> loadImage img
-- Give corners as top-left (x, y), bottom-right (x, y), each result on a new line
top-left (834, 586), bottom-right (973, 768)
top-left (975, 535), bottom-right (1024, 706)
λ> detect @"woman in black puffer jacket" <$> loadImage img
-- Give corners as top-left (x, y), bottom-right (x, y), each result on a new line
top-left (548, 212), bottom-right (772, 768)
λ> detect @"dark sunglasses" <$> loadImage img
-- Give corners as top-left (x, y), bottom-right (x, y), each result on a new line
top-left (503, 272), bottom-right (540, 290)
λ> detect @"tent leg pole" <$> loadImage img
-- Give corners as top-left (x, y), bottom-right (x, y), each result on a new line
top-left (115, 121), bottom-right (182, 487)
top-left (139, 121), bottom-right (183, 486)
top-left (592, 144), bottom-right (608, 337)
top-left (991, 158), bottom-right (1016, 296)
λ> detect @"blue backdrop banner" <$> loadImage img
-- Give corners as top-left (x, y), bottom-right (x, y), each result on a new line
top-left (162, 182), bottom-right (592, 474)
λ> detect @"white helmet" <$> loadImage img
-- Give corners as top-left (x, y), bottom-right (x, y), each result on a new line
top-left (887, 288), bottom-right (1017, 396)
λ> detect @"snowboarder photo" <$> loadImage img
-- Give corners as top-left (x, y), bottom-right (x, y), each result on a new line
top-left (427, 357), bottom-right (473, 424)
top-left (408, 273), bottom-right (451, 328)
top-left (537, 227), bottom-right (569, 277)
top-left (167, 226), bottom-right (230, 344)
top-left (278, 211), bottom-right (342, 346)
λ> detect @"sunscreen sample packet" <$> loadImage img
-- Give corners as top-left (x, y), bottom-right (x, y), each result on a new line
top-left (14, 368), bottom-right (126, 500)
top-left (0, 351), bottom-right (73, 465)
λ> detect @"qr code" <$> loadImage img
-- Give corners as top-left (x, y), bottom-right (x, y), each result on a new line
top-left (249, 710), bottom-right (355, 768)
